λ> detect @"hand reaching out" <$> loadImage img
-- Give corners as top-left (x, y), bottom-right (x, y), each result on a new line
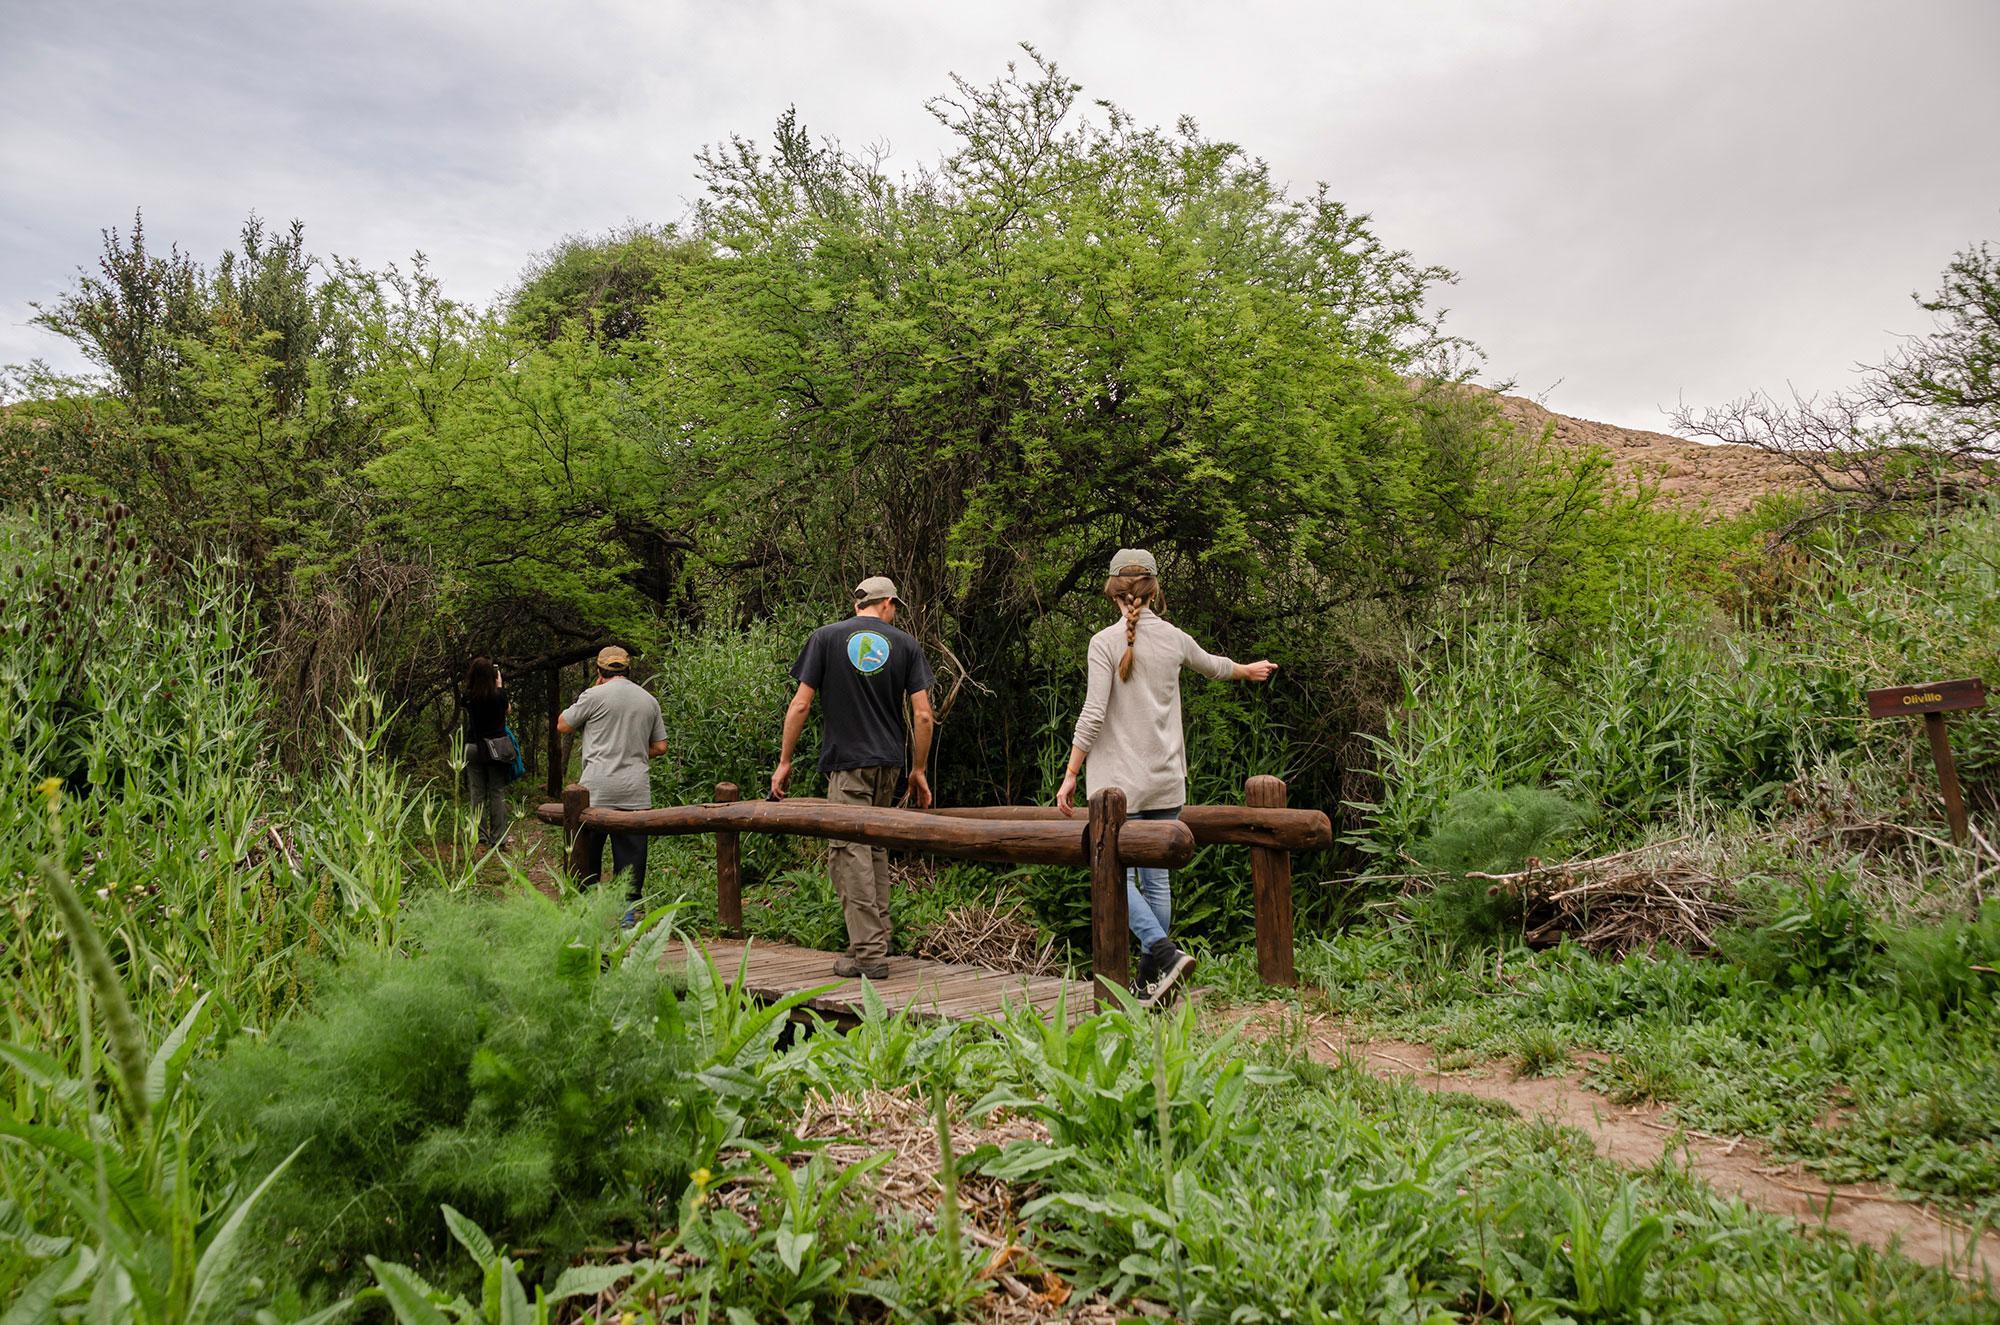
top-left (1054, 770), bottom-right (1079, 818)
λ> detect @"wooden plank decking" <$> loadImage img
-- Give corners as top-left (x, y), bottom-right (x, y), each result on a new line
top-left (673, 938), bottom-right (1090, 1025)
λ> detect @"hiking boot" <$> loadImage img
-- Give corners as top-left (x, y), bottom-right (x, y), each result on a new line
top-left (833, 955), bottom-right (890, 980)
top-left (1138, 940), bottom-right (1196, 1010)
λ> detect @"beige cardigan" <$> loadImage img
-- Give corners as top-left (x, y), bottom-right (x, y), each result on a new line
top-left (1071, 609), bottom-right (1236, 813)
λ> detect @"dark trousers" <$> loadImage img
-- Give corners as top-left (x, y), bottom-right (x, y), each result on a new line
top-left (578, 828), bottom-right (649, 900)
top-left (465, 759), bottom-right (510, 847)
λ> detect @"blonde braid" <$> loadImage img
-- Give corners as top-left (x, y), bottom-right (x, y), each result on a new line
top-left (1105, 570), bottom-right (1158, 683)
top-left (1117, 592), bottom-right (1145, 682)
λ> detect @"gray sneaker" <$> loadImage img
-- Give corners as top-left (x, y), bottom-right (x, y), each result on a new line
top-left (833, 955), bottom-right (889, 980)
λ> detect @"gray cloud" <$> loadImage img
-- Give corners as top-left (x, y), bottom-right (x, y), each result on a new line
top-left (3, 0), bottom-right (1995, 430)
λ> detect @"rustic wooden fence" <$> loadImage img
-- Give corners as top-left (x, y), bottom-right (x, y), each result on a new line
top-left (535, 778), bottom-right (1330, 1002)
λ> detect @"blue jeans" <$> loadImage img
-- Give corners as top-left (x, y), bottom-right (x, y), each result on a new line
top-left (1126, 807), bottom-right (1181, 950)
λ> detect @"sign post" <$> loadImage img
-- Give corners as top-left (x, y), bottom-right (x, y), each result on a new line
top-left (1864, 678), bottom-right (1986, 846)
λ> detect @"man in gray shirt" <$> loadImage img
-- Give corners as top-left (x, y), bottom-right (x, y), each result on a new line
top-left (558, 645), bottom-right (667, 910)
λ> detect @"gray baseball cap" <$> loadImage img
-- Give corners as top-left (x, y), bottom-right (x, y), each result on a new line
top-left (1108, 548), bottom-right (1158, 577)
top-left (852, 575), bottom-right (905, 606)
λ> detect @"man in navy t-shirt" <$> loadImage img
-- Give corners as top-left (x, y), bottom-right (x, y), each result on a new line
top-left (771, 576), bottom-right (936, 978)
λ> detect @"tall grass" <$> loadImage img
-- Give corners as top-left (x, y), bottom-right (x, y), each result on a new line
top-left (1362, 501), bottom-right (2000, 863)
top-left (0, 509), bottom-right (478, 1304)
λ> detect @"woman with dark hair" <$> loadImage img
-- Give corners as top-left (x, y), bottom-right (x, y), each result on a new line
top-left (1054, 549), bottom-right (1277, 1007)
top-left (462, 656), bottom-right (512, 848)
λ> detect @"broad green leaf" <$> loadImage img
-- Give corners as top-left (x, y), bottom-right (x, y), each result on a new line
top-left (0, 1042), bottom-right (70, 1092)
top-left (1, 1249), bottom-right (81, 1325)
top-left (441, 1204), bottom-right (496, 1270)
top-left (365, 1258), bottom-right (452, 1325)
top-left (775, 1227), bottom-right (813, 1276)
top-left (144, 990), bottom-right (210, 1110)
top-left (0, 1196), bottom-right (73, 1258)
top-left (188, 1141), bottom-right (306, 1317)
top-left (549, 1264), bottom-right (634, 1301)
top-left (497, 1255), bottom-right (532, 1325)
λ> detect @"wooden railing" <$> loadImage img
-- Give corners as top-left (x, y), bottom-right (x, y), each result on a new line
top-left (535, 778), bottom-right (1329, 1002)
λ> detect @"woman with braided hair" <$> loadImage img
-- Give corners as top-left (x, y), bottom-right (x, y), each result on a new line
top-left (1055, 548), bottom-right (1277, 1006)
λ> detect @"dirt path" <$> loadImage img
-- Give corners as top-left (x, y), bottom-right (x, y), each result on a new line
top-left (1221, 1003), bottom-right (1998, 1290)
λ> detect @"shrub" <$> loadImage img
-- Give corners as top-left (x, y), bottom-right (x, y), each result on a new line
top-left (1412, 785), bottom-right (1586, 945)
top-left (208, 892), bottom-right (706, 1283)
top-left (645, 610), bottom-right (822, 882)
top-left (647, 610), bottom-right (820, 808)
top-left (1717, 871), bottom-right (1877, 989)
top-left (1876, 902), bottom-right (2000, 1013)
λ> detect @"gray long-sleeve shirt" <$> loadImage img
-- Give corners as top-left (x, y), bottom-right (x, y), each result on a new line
top-left (1071, 609), bottom-right (1236, 813)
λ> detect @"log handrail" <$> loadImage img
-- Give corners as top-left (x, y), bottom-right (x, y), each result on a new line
top-left (917, 803), bottom-right (1331, 851)
top-left (534, 796), bottom-right (1195, 868)
top-left (545, 776), bottom-right (1313, 998)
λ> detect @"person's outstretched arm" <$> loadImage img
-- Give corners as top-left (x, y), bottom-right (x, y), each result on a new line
top-left (1183, 632), bottom-right (1277, 684)
top-left (771, 682), bottom-right (815, 799)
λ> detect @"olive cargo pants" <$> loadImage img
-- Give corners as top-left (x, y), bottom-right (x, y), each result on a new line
top-left (827, 765), bottom-right (900, 961)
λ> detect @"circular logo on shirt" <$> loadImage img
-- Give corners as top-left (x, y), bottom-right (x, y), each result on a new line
top-left (847, 630), bottom-right (892, 675)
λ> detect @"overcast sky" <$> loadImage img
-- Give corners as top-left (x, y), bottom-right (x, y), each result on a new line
top-left (2, 0), bottom-right (1995, 431)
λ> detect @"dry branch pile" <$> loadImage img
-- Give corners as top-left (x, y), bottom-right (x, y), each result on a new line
top-left (909, 899), bottom-right (1061, 977)
top-left (1475, 839), bottom-right (1743, 954)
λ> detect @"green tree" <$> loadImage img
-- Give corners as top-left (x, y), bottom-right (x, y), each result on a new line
top-left (647, 50), bottom-right (1618, 798)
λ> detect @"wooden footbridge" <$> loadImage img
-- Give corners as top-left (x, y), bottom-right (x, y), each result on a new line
top-left (535, 778), bottom-right (1331, 1024)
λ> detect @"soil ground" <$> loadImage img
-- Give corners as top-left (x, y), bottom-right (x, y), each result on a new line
top-left (1218, 1000), bottom-right (2000, 1291)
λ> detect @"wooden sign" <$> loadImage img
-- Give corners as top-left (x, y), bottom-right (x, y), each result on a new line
top-left (1864, 677), bottom-right (1986, 720)
top-left (1863, 677), bottom-right (1986, 846)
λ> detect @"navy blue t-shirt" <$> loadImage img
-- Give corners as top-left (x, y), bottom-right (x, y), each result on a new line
top-left (792, 617), bottom-right (935, 773)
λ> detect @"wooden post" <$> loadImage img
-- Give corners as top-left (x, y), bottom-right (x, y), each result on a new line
top-left (1925, 712), bottom-right (1972, 847)
top-left (714, 782), bottom-right (743, 936)
top-left (563, 783), bottom-right (593, 884)
top-left (545, 664), bottom-right (565, 801)
top-left (1245, 775), bottom-right (1297, 987)
top-left (1087, 788), bottom-right (1130, 1006)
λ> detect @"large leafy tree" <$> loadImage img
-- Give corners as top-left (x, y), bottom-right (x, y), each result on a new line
top-left (648, 52), bottom-right (1603, 796)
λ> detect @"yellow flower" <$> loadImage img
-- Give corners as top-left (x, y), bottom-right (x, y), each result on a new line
top-left (691, 1167), bottom-right (711, 1188)
top-left (36, 777), bottom-right (62, 802)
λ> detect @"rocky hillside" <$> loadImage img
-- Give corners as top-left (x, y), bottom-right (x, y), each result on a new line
top-left (1495, 393), bottom-right (1806, 518)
